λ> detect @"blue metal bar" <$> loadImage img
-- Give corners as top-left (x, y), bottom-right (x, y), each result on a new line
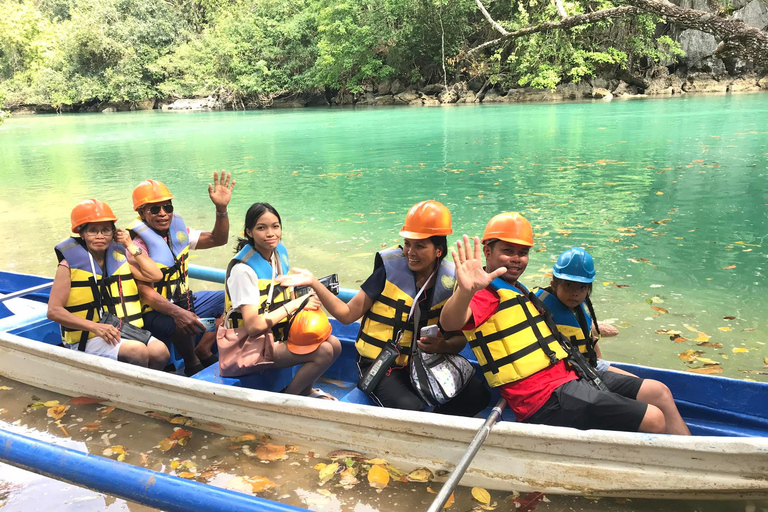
top-left (189, 264), bottom-right (357, 303)
top-left (0, 429), bottom-right (307, 512)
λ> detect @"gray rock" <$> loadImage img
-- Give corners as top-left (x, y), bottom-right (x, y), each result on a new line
top-left (134, 99), bottom-right (155, 111)
top-left (682, 74), bottom-right (731, 92)
top-left (505, 87), bottom-right (561, 102)
top-left (271, 95), bottom-right (307, 108)
top-left (457, 91), bottom-right (477, 104)
top-left (373, 95), bottom-right (395, 106)
top-left (678, 30), bottom-right (718, 64)
top-left (377, 81), bottom-right (391, 95)
top-left (592, 88), bottom-right (613, 99)
top-left (354, 92), bottom-right (376, 106)
top-left (759, 76), bottom-right (768, 89)
top-left (673, 0), bottom-right (710, 11)
top-left (389, 79), bottom-right (404, 95)
top-left (422, 84), bottom-right (445, 95)
top-left (408, 98), bottom-right (424, 106)
top-left (612, 81), bottom-right (639, 96)
top-left (556, 82), bottom-right (592, 99)
top-left (730, 77), bottom-right (761, 92)
top-left (439, 89), bottom-right (459, 104)
top-left (733, 0), bottom-right (768, 29)
top-left (101, 106), bottom-right (117, 113)
top-left (394, 89), bottom-right (420, 104)
top-left (480, 89), bottom-right (506, 102)
top-left (422, 96), bottom-right (441, 106)
top-left (645, 73), bottom-right (685, 95)
top-left (332, 91), bottom-right (354, 105)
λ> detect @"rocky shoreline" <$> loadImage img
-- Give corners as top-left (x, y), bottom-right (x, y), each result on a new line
top-left (7, 69), bottom-right (768, 114)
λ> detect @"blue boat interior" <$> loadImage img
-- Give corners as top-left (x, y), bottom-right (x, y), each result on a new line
top-left (2, 269), bottom-right (766, 438)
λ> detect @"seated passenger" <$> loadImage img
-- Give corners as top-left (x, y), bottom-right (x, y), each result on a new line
top-left (128, 173), bottom-right (234, 376)
top-left (279, 200), bottom-right (491, 416)
top-left (440, 212), bottom-right (690, 434)
top-left (48, 199), bottom-right (170, 369)
top-left (224, 202), bottom-right (341, 399)
top-left (536, 247), bottom-right (690, 435)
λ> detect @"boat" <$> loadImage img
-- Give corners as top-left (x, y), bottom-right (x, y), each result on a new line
top-left (1, 265), bottom-right (767, 501)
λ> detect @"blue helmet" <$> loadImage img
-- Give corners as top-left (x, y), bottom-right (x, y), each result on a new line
top-left (553, 247), bottom-right (595, 283)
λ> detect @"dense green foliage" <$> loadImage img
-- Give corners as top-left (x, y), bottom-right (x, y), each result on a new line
top-left (0, 0), bottom-right (684, 109)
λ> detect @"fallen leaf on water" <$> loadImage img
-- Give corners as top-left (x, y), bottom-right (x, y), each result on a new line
top-left (255, 443), bottom-right (286, 461)
top-left (472, 487), bottom-right (492, 504)
top-left (615, 284), bottom-right (630, 288)
top-left (69, 397), bottom-right (106, 405)
top-left (103, 445), bottom-right (127, 461)
top-left (158, 438), bottom-right (177, 452)
top-left (232, 433), bottom-right (259, 444)
top-left (247, 476), bottom-right (277, 493)
top-left (226, 476), bottom-right (256, 494)
top-left (338, 467), bottom-right (360, 489)
top-left (365, 458), bottom-right (388, 465)
top-left (513, 492), bottom-right (544, 512)
top-left (651, 306), bottom-right (668, 314)
top-left (0, 408), bottom-right (7, 414)
top-left (672, 335), bottom-right (690, 343)
top-left (427, 487), bottom-right (437, 494)
top-left (80, 421), bottom-right (101, 432)
top-left (683, 324), bottom-right (699, 332)
top-left (43, 400), bottom-right (60, 407)
top-left (327, 449), bottom-right (363, 460)
top-left (764, 358), bottom-right (768, 365)
top-left (169, 415), bottom-right (195, 426)
top-left (47, 405), bottom-right (69, 421)
top-left (732, 348), bottom-right (749, 353)
top-left (28, 402), bottom-right (46, 410)
top-left (723, 316), bottom-right (736, 320)
top-left (407, 468), bottom-right (434, 482)
top-left (698, 342), bottom-right (723, 348)
top-left (695, 357), bottom-right (719, 365)
top-left (444, 492), bottom-right (455, 508)
top-left (743, 328), bottom-right (756, 332)
top-left (718, 327), bottom-right (732, 332)
top-left (679, 350), bottom-right (702, 362)
top-left (314, 463), bottom-right (327, 471)
top-left (98, 406), bottom-right (116, 418)
top-left (722, 265), bottom-right (736, 270)
top-left (694, 332), bottom-right (711, 343)
top-left (0, 386), bottom-right (12, 391)
top-left (140, 453), bottom-right (149, 465)
top-left (367, 464), bottom-right (390, 489)
top-left (319, 462), bottom-right (339, 485)
top-left (687, 365), bottom-right (724, 374)
top-left (170, 428), bottom-right (192, 441)
top-left (385, 464), bottom-right (405, 479)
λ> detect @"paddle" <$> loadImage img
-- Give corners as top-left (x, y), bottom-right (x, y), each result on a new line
top-left (426, 397), bottom-right (507, 512)
top-left (0, 282), bottom-right (54, 304)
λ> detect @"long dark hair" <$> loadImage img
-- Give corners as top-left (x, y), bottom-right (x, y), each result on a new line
top-left (234, 202), bottom-right (282, 252)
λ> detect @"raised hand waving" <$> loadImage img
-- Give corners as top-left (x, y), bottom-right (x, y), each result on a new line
top-left (451, 235), bottom-right (507, 294)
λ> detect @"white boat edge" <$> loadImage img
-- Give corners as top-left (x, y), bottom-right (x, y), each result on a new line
top-left (1, 331), bottom-right (767, 500)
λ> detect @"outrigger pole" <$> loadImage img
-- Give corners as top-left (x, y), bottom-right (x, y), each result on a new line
top-left (426, 398), bottom-right (507, 512)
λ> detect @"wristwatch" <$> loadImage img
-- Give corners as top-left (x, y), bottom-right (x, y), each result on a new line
top-left (130, 246), bottom-right (144, 257)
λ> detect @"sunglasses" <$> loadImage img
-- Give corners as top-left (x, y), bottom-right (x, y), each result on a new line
top-left (82, 226), bottom-right (114, 236)
top-left (146, 203), bottom-right (174, 215)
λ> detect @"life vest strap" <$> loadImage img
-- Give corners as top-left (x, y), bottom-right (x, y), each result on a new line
top-left (476, 332), bottom-right (559, 375)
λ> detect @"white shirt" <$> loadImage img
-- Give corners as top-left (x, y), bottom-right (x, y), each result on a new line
top-left (227, 263), bottom-right (262, 309)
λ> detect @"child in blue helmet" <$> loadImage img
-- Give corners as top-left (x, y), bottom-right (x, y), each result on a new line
top-left (536, 247), bottom-right (691, 435)
top-left (535, 247), bottom-right (615, 371)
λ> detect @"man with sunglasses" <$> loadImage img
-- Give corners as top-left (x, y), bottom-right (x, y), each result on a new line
top-left (127, 172), bottom-right (236, 376)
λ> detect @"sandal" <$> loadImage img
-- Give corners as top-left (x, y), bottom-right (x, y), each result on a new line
top-left (200, 355), bottom-right (219, 368)
top-left (308, 388), bottom-right (338, 401)
top-left (184, 363), bottom-right (204, 377)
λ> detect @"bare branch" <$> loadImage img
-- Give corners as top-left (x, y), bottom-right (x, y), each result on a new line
top-left (474, 0), bottom-right (509, 36)
top-left (553, 0), bottom-right (569, 20)
top-left (466, 6), bottom-right (639, 56)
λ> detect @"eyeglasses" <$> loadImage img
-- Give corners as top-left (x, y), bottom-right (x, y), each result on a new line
top-left (82, 227), bottom-right (114, 236)
top-left (146, 203), bottom-right (174, 215)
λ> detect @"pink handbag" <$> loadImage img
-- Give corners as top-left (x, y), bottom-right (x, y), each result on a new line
top-left (216, 309), bottom-right (275, 377)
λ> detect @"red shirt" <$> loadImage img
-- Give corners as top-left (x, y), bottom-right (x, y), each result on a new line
top-left (463, 287), bottom-right (578, 421)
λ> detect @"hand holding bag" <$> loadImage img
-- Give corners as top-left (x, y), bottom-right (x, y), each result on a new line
top-left (217, 308), bottom-right (275, 377)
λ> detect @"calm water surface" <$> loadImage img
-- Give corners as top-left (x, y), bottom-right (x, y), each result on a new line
top-left (1, 95), bottom-right (766, 379)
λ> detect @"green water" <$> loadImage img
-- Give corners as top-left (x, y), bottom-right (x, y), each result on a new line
top-left (1, 95), bottom-right (767, 379)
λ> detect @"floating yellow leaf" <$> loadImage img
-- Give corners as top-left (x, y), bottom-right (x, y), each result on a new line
top-left (158, 438), bottom-right (177, 452)
top-left (406, 467), bottom-right (434, 482)
top-left (718, 327), bottom-right (732, 332)
top-left (650, 306), bottom-right (668, 314)
top-left (247, 476), bottom-right (277, 493)
top-left (0, 408), bottom-right (7, 414)
top-left (365, 458), bottom-right (388, 465)
top-left (602, 281), bottom-right (615, 286)
top-left (0, 386), bottom-right (12, 391)
top-left (722, 265), bottom-right (736, 270)
top-left (688, 365), bottom-right (723, 374)
top-left (472, 487), bottom-right (492, 504)
top-left (444, 492), bottom-right (455, 508)
top-left (338, 467), bottom-right (360, 488)
top-left (678, 350), bottom-right (701, 362)
top-left (698, 342), bottom-right (723, 348)
top-left (763, 358), bottom-right (768, 365)
top-left (170, 460), bottom-right (181, 469)
top-left (367, 464), bottom-right (390, 489)
top-left (385, 464), bottom-right (405, 479)
top-left (47, 405), bottom-right (69, 421)
top-left (695, 357), bottom-right (719, 365)
top-left (319, 462), bottom-right (339, 485)
top-left (169, 428), bottom-right (192, 441)
top-left (314, 463), bottom-right (327, 471)
top-left (732, 348), bottom-right (749, 353)
top-left (683, 324), bottom-right (699, 332)
top-left (98, 406), bottom-right (116, 418)
top-left (103, 445), bottom-right (126, 461)
top-left (255, 443), bottom-right (286, 461)
top-left (178, 471), bottom-right (197, 479)
top-left (694, 333), bottom-right (711, 342)
top-left (43, 400), bottom-right (60, 407)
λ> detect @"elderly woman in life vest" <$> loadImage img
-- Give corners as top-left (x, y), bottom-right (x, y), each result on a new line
top-left (47, 199), bottom-right (170, 369)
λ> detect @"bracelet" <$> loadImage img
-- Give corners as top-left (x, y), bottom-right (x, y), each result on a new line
top-left (216, 210), bottom-right (228, 217)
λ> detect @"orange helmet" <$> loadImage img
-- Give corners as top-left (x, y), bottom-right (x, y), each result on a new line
top-left (287, 310), bottom-right (332, 355)
top-left (70, 199), bottom-right (117, 234)
top-left (399, 200), bottom-right (452, 239)
top-left (132, 180), bottom-right (174, 211)
top-left (481, 212), bottom-right (533, 247)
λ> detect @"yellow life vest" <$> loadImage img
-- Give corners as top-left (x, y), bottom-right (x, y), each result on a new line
top-left (535, 286), bottom-right (596, 364)
top-left (54, 238), bottom-right (144, 349)
top-left (465, 279), bottom-right (568, 388)
top-left (223, 243), bottom-right (292, 340)
top-left (127, 215), bottom-right (190, 312)
top-left (356, 248), bottom-right (456, 366)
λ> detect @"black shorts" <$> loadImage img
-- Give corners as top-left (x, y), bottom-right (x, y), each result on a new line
top-left (524, 371), bottom-right (647, 432)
